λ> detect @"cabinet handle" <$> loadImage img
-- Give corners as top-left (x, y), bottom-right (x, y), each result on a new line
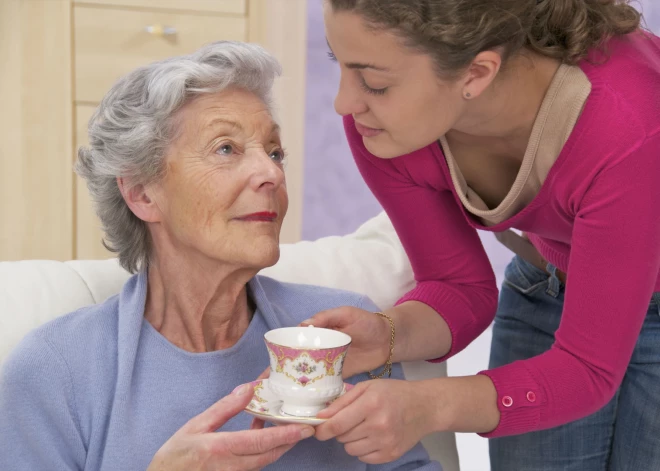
top-left (144, 25), bottom-right (177, 37)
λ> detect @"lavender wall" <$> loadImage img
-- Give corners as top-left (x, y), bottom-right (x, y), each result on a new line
top-left (646, 1), bottom-right (660, 30)
top-left (302, 0), bottom-right (660, 245)
top-left (301, 0), bottom-right (381, 240)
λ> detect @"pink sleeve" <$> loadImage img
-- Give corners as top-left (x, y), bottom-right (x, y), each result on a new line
top-left (479, 134), bottom-right (660, 437)
top-left (343, 116), bottom-right (498, 361)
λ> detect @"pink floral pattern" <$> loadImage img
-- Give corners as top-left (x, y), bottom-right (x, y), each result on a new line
top-left (294, 360), bottom-right (317, 375)
top-left (248, 381), bottom-right (269, 412)
top-left (265, 341), bottom-right (348, 387)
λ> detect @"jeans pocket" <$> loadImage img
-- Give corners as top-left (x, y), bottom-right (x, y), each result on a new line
top-left (503, 255), bottom-right (550, 295)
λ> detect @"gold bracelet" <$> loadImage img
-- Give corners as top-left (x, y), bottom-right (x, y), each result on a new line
top-left (368, 311), bottom-right (395, 379)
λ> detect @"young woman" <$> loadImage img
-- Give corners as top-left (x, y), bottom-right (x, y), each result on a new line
top-left (305, 1), bottom-right (660, 469)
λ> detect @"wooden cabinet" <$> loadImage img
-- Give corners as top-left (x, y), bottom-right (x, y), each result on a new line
top-left (0, 0), bottom-right (74, 261)
top-left (74, 104), bottom-right (108, 259)
top-left (0, 0), bottom-right (306, 261)
top-left (73, 6), bottom-right (248, 103)
top-left (77, 0), bottom-right (247, 15)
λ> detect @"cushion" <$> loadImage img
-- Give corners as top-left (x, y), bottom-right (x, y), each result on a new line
top-left (0, 211), bottom-right (459, 470)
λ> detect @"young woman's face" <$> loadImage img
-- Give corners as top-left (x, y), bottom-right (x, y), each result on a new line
top-left (324, 4), bottom-right (466, 159)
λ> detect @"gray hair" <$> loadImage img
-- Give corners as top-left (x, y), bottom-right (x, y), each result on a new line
top-left (75, 41), bottom-right (282, 273)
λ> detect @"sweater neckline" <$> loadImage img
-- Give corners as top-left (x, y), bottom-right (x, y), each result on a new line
top-left (137, 276), bottom-right (283, 359)
top-left (432, 72), bottom-right (607, 232)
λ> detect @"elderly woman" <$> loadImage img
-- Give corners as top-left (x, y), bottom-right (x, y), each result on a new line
top-left (0, 42), bottom-right (440, 471)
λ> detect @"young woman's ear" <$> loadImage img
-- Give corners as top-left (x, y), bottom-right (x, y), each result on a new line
top-left (460, 50), bottom-right (503, 100)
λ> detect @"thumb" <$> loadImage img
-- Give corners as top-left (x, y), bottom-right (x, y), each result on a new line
top-left (182, 383), bottom-right (254, 434)
top-left (300, 307), bottom-right (353, 329)
top-left (256, 367), bottom-right (270, 380)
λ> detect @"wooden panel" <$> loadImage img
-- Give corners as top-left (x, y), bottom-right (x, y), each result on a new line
top-left (73, 5), bottom-right (247, 103)
top-left (74, 0), bottom-right (246, 15)
top-left (248, 0), bottom-right (307, 243)
top-left (74, 105), bottom-right (115, 260)
top-left (0, 0), bottom-right (73, 261)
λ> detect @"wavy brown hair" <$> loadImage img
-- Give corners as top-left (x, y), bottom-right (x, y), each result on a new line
top-left (327, 0), bottom-right (642, 77)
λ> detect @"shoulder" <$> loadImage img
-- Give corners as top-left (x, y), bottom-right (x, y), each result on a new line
top-left (2, 326), bottom-right (69, 388)
top-left (0, 315), bottom-right (87, 423)
top-left (0, 306), bottom-right (107, 468)
top-left (253, 275), bottom-right (379, 323)
top-left (3, 297), bottom-right (120, 382)
top-left (36, 295), bottom-right (119, 352)
top-left (580, 32), bottom-right (660, 140)
top-left (561, 79), bottom-right (651, 183)
top-left (254, 275), bottom-right (379, 311)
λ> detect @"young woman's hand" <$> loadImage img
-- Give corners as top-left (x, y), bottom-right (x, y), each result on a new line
top-left (147, 384), bottom-right (314, 471)
top-left (301, 306), bottom-right (391, 378)
top-left (313, 379), bottom-right (439, 464)
top-left (315, 375), bottom-right (501, 464)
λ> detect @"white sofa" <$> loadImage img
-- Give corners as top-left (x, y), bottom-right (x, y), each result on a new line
top-left (0, 211), bottom-right (460, 471)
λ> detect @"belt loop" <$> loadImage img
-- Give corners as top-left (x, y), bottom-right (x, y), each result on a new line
top-left (545, 263), bottom-right (561, 298)
top-left (653, 293), bottom-right (660, 316)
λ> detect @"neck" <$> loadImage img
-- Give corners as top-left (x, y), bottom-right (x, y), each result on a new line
top-left (449, 50), bottom-right (562, 157)
top-left (143, 231), bottom-right (258, 353)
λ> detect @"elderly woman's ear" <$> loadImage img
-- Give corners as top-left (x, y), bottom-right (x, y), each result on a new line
top-left (117, 176), bottom-right (162, 224)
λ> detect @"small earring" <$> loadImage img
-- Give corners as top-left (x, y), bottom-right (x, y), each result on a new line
top-left (464, 92), bottom-right (472, 99)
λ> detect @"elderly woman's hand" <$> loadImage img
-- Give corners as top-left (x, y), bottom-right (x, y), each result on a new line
top-left (147, 384), bottom-right (314, 471)
top-left (313, 379), bottom-right (438, 465)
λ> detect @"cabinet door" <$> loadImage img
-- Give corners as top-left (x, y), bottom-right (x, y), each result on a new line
top-left (73, 6), bottom-right (248, 103)
top-left (0, 0), bottom-right (73, 261)
top-left (248, 0), bottom-right (307, 244)
top-left (73, 0), bottom-right (247, 15)
top-left (75, 105), bottom-right (116, 260)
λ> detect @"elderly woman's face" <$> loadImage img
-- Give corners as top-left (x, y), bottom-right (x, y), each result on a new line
top-left (151, 88), bottom-right (288, 269)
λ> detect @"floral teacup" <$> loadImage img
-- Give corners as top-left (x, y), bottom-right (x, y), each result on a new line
top-left (264, 326), bottom-right (351, 417)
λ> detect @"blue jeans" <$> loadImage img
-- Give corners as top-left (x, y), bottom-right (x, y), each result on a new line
top-left (489, 255), bottom-right (660, 471)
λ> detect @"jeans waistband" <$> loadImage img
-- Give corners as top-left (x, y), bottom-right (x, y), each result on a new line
top-left (652, 293), bottom-right (660, 308)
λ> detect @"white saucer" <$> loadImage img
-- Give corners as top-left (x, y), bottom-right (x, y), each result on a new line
top-left (244, 378), bottom-right (354, 426)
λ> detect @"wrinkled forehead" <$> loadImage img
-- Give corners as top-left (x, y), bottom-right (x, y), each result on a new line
top-left (174, 88), bottom-right (281, 143)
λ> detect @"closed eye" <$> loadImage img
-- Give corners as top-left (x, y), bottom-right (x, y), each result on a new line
top-left (359, 77), bottom-right (387, 96)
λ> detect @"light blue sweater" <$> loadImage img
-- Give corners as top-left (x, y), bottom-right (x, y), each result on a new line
top-left (0, 272), bottom-right (441, 471)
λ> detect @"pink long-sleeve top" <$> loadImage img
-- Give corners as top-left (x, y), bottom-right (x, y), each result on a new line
top-left (343, 32), bottom-right (660, 437)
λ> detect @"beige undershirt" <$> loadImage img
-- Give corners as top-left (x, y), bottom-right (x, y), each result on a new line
top-left (440, 64), bottom-right (592, 226)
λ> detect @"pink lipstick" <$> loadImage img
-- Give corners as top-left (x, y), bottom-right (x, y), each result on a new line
top-left (236, 212), bottom-right (278, 222)
top-left (355, 121), bottom-right (383, 137)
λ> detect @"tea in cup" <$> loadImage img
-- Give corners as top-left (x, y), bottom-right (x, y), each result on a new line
top-left (264, 326), bottom-right (351, 417)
